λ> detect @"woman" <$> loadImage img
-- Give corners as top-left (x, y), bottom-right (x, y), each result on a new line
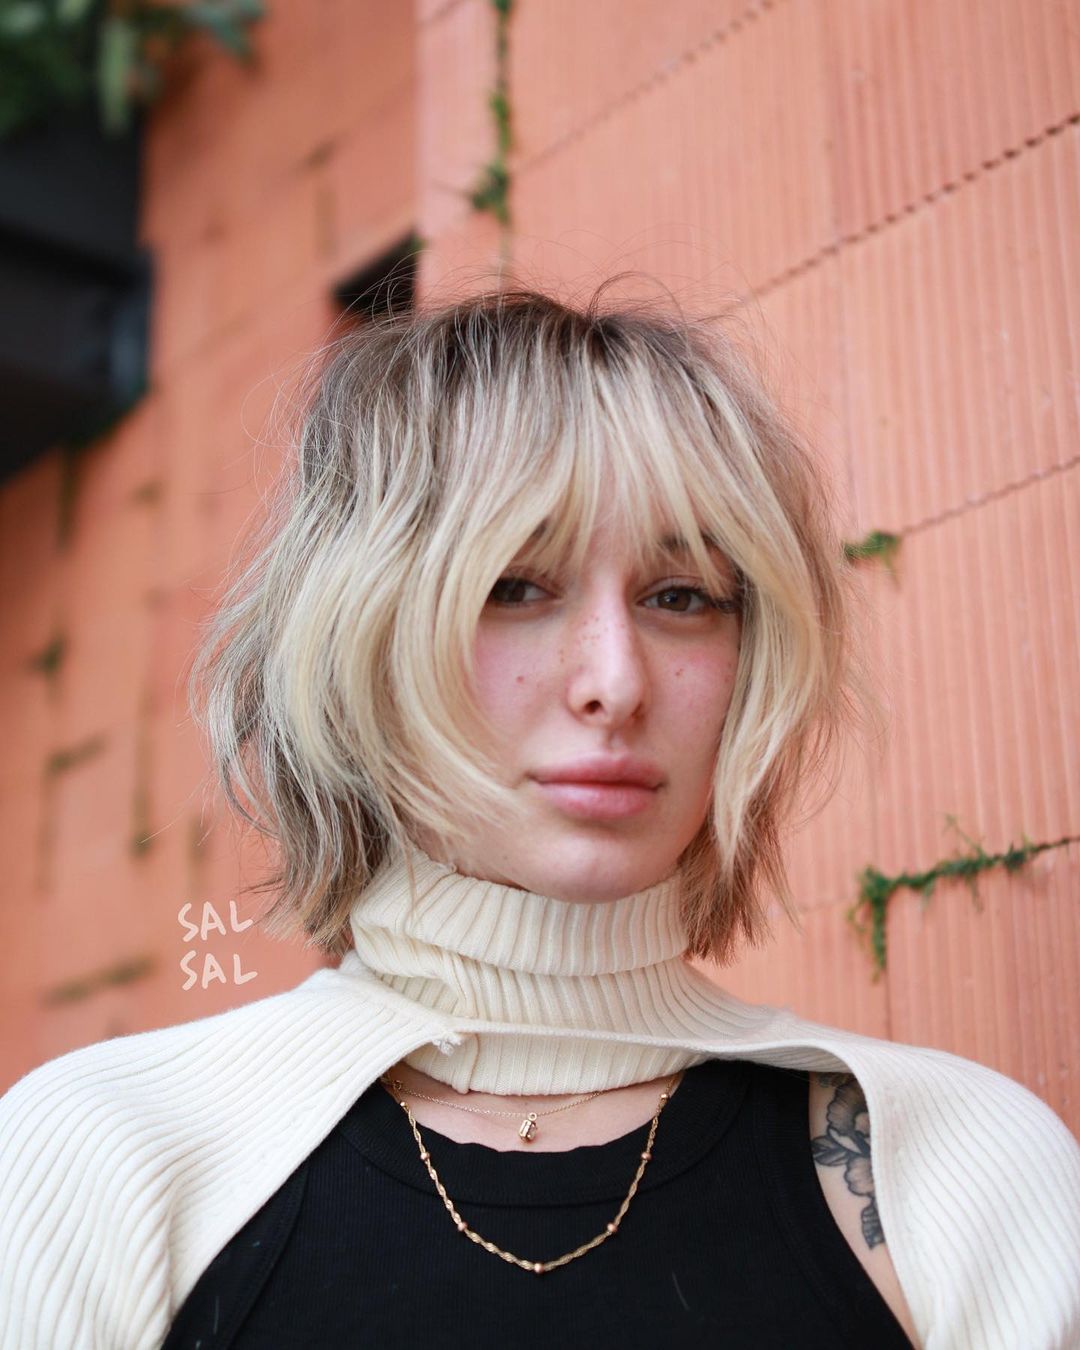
top-left (1, 286), bottom-right (1077, 1350)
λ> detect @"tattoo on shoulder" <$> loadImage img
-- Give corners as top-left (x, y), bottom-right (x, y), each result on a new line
top-left (810, 1072), bottom-right (884, 1250)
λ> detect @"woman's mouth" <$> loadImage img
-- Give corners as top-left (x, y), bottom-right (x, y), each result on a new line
top-left (530, 780), bottom-right (658, 820)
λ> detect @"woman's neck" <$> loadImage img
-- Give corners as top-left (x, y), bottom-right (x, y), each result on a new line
top-left (348, 839), bottom-right (726, 1095)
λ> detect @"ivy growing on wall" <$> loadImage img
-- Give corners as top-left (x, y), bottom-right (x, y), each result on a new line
top-left (28, 632), bottom-right (66, 680)
top-left (848, 816), bottom-right (1080, 975)
top-left (42, 953), bottom-right (156, 1005)
top-left (837, 526), bottom-right (1075, 975)
top-left (468, 0), bottom-right (513, 258)
top-left (843, 529), bottom-right (902, 572)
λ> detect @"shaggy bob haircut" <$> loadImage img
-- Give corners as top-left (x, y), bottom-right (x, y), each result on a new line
top-left (188, 283), bottom-right (868, 965)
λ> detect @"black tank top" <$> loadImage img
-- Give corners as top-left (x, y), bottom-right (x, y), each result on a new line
top-left (163, 1058), bottom-right (913, 1348)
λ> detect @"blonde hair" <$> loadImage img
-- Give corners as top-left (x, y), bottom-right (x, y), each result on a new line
top-left (188, 281), bottom-right (872, 965)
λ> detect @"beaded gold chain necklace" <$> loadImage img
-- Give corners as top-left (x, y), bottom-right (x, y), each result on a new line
top-left (379, 1070), bottom-right (684, 1276)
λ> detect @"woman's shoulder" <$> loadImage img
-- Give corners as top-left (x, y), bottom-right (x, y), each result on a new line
top-left (0, 962), bottom-right (359, 1122)
top-left (778, 1011), bottom-right (1080, 1226)
top-left (0, 971), bottom-right (351, 1247)
top-left (775, 1004), bottom-right (1077, 1142)
top-left (806, 1069), bottom-right (919, 1346)
top-left (2, 986), bottom-right (276, 1121)
top-left (0, 954), bottom-right (445, 1200)
top-left (770, 1011), bottom-right (1080, 1349)
top-left (0, 1011), bottom-right (238, 1350)
top-left (0, 967), bottom-right (372, 1349)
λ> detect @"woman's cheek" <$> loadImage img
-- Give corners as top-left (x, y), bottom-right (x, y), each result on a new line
top-left (666, 646), bottom-right (740, 730)
top-left (471, 630), bottom-right (541, 721)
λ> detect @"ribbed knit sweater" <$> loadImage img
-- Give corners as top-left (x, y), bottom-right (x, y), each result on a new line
top-left (1, 843), bottom-right (1078, 1349)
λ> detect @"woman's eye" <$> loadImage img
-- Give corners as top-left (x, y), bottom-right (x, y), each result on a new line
top-left (646, 585), bottom-right (734, 615)
top-left (487, 575), bottom-right (549, 605)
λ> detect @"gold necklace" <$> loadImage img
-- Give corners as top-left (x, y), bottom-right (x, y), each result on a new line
top-left (379, 1070), bottom-right (683, 1275)
top-left (381, 1075), bottom-right (604, 1142)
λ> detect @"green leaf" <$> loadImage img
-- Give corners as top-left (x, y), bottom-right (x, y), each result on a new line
top-left (56, 0), bottom-right (95, 23)
top-left (183, 3), bottom-right (256, 60)
top-left (0, 3), bottom-right (47, 37)
top-left (98, 14), bottom-right (137, 133)
top-left (0, 0), bottom-right (264, 142)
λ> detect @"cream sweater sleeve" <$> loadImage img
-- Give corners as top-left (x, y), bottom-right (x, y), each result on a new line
top-left (0, 1033), bottom-right (180, 1349)
top-left (0, 978), bottom-right (437, 1350)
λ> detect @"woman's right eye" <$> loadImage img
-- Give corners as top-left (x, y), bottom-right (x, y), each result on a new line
top-left (487, 574), bottom-right (547, 606)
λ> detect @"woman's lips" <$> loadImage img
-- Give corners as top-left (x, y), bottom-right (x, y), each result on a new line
top-left (531, 779), bottom-right (658, 820)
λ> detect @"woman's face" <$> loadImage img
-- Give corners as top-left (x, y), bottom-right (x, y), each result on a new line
top-left (418, 512), bottom-right (743, 903)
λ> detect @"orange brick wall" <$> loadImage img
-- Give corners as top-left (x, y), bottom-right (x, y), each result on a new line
top-left (2, 1), bottom-right (1077, 1136)
top-left (0, 1), bottom-right (416, 1086)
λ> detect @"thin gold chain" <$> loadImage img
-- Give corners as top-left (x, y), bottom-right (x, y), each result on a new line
top-left (386, 1080), bottom-right (602, 1123)
top-left (379, 1070), bottom-right (683, 1275)
top-left (383, 1080), bottom-right (602, 1134)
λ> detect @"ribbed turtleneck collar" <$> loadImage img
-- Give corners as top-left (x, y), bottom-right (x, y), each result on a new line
top-left (346, 841), bottom-right (752, 1095)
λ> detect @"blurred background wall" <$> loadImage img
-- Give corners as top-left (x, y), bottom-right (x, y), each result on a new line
top-left (1, 0), bottom-right (1077, 1136)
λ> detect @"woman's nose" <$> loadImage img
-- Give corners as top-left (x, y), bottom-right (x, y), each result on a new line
top-left (564, 597), bottom-right (649, 725)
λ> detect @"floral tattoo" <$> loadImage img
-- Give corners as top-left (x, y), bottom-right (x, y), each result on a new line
top-left (811, 1072), bottom-right (884, 1249)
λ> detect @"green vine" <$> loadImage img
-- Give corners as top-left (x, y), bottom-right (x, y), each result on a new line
top-left (42, 953), bottom-right (155, 1005)
top-left (467, 0), bottom-right (513, 245)
top-left (848, 816), bottom-right (1080, 975)
top-left (842, 529), bottom-right (902, 572)
top-left (27, 631), bottom-right (66, 679)
top-left (130, 690), bottom-right (153, 855)
top-left (130, 477), bottom-right (162, 506)
top-left (44, 732), bottom-right (107, 775)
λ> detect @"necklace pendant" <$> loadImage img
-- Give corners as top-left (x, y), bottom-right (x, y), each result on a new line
top-left (518, 1113), bottom-right (538, 1142)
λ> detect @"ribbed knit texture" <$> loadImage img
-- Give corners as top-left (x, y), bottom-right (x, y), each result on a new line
top-left (351, 842), bottom-right (720, 1093)
top-left (1, 841), bottom-right (1079, 1349)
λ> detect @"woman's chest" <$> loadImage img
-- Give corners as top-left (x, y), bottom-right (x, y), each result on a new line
top-left (165, 1060), bottom-right (916, 1348)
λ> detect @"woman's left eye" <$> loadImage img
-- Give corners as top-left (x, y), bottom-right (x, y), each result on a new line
top-left (645, 585), bottom-right (728, 615)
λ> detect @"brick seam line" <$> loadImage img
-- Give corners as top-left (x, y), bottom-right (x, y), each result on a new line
top-left (897, 452), bottom-right (1080, 541)
top-left (503, 2), bottom-right (1076, 305)
top-left (514, 0), bottom-right (783, 174)
top-left (749, 113), bottom-right (1080, 301)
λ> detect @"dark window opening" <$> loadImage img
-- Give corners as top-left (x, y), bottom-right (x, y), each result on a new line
top-left (0, 113), bottom-right (151, 486)
top-left (332, 233), bottom-right (420, 324)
